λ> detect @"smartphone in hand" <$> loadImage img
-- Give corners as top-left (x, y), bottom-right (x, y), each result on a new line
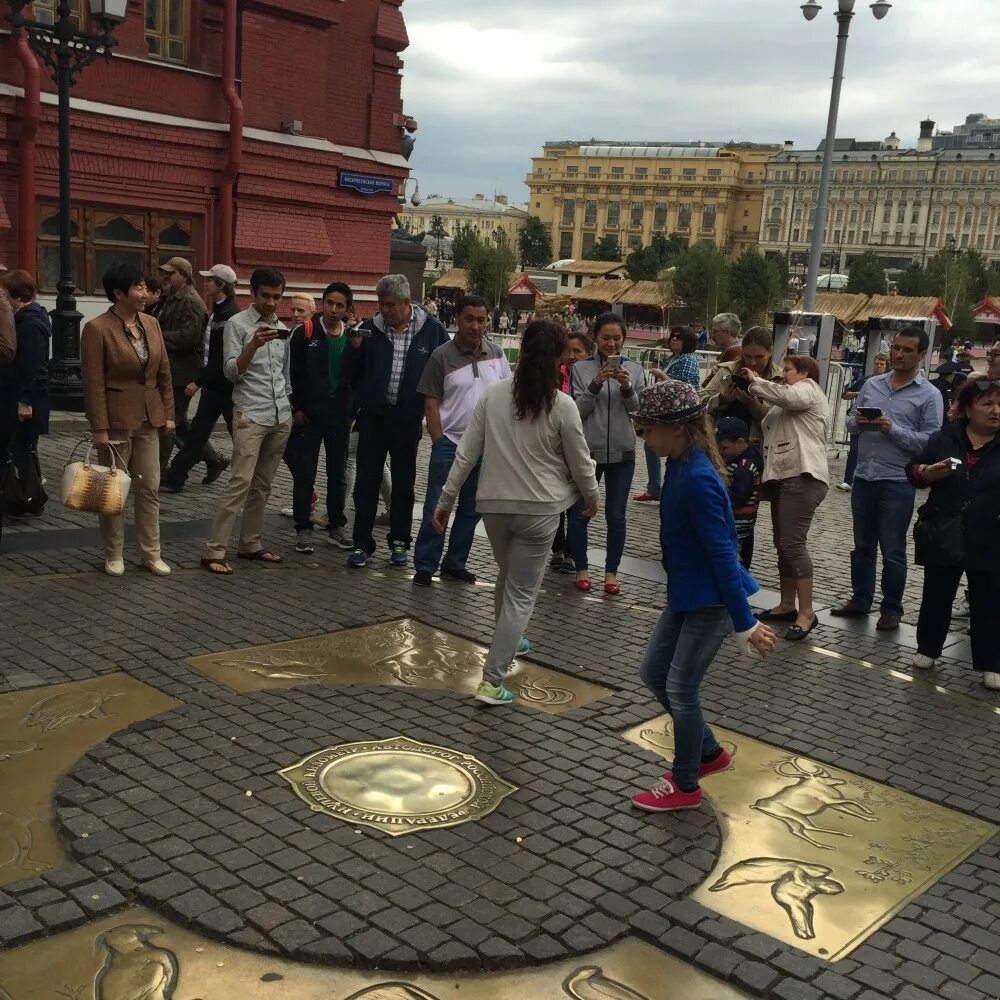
top-left (856, 407), bottom-right (883, 420)
top-left (606, 354), bottom-right (623, 371)
top-left (731, 374), bottom-right (752, 391)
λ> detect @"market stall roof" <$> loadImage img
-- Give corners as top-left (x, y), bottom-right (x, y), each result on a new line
top-left (431, 267), bottom-right (468, 291)
top-left (790, 292), bottom-right (869, 324)
top-left (550, 260), bottom-right (627, 276)
top-left (616, 280), bottom-right (674, 308)
top-left (507, 273), bottom-right (543, 297)
top-left (568, 278), bottom-right (633, 302)
top-left (863, 295), bottom-right (952, 330)
top-left (973, 295), bottom-right (1000, 323)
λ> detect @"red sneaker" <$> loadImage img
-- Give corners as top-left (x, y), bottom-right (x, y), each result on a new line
top-left (632, 491), bottom-right (659, 502)
top-left (663, 746), bottom-right (732, 782)
top-left (631, 778), bottom-right (702, 812)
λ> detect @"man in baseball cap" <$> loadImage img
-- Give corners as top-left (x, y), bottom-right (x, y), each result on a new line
top-left (160, 256), bottom-right (194, 280)
top-left (199, 264), bottom-right (238, 285)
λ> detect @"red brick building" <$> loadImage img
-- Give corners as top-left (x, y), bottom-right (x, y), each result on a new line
top-left (0, 0), bottom-right (414, 319)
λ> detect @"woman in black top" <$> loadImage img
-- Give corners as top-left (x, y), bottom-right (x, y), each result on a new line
top-left (907, 379), bottom-right (1000, 690)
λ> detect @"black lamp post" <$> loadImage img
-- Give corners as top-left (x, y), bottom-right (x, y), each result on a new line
top-left (6, 0), bottom-right (129, 411)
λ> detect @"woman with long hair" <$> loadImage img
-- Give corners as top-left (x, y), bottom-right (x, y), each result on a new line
top-left (630, 380), bottom-right (777, 813)
top-left (569, 313), bottom-right (646, 595)
top-left (908, 378), bottom-right (1000, 690)
top-left (433, 320), bottom-right (600, 705)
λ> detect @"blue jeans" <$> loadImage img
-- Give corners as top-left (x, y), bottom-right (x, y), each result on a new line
top-left (413, 436), bottom-right (480, 574)
top-left (568, 460), bottom-right (634, 573)
top-left (639, 605), bottom-right (730, 791)
top-left (843, 435), bottom-right (860, 486)
top-left (849, 478), bottom-right (916, 615)
top-left (644, 445), bottom-right (662, 497)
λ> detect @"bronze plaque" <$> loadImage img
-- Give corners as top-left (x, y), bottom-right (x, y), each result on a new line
top-left (188, 618), bottom-right (611, 714)
top-left (0, 676), bottom-right (178, 886)
top-left (624, 717), bottom-right (996, 961)
top-left (0, 908), bottom-right (752, 998)
top-left (279, 737), bottom-right (517, 837)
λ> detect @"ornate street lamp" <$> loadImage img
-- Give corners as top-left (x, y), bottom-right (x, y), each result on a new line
top-left (5, 0), bottom-right (129, 410)
top-left (801, 0), bottom-right (891, 312)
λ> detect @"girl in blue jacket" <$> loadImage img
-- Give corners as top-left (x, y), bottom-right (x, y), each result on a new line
top-left (630, 379), bottom-right (777, 813)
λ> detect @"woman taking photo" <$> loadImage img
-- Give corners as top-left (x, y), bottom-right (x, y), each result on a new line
top-left (635, 326), bottom-right (701, 503)
top-left (908, 378), bottom-right (1000, 691)
top-left (569, 313), bottom-right (646, 595)
top-left (630, 380), bottom-right (777, 813)
top-left (81, 262), bottom-right (175, 577)
top-left (743, 355), bottom-right (830, 641)
top-left (433, 320), bottom-right (599, 705)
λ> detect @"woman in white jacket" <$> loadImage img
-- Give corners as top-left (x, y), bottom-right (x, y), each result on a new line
top-left (433, 320), bottom-right (600, 705)
top-left (743, 354), bottom-right (830, 641)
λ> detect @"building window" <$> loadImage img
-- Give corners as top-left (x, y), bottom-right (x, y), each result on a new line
top-left (561, 199), bottom-right (576, 226)
top-left (582, 232), bottom-right (596, 254)
top-left (658, 168), bottom-right (672, 177)
top-left (955, 169), bottom-right (964, 182)
top-left (682, 168), bottom-right (696, 178)
top-left (584, 201), bottom-right (597, 226)
top-left (902, 170), bottom-right (911, 181)
top-left (972, 170), bottom-right (980, 182)
top-left (653, 203), bottom-right (667, 228)
top-left (677, 203), bottom-right (692, 230)
top-left (37, 203), bottom-right (197, 294)
top-left (145, 0), bottom-right (188, 63)
top-left (707, 168), bottom-right (722, 178)
top-left (981, 210), bottom-right (990, 226)
top-left (635, 167), bottom-right (648, 178)
top-left (948, 209), bottom-right (958, 226)
top-left (702, 204), bottom-right (717, 231)
top-left (630, 203), bottom-right (643, 227)
top-left (768, 227), bottom-right (780, 242)
top-left (792, 228), bottom-right (800, 242)
top-left (585, 185), bottom-right (599, 193)
top-left (964, 209), bottom-right (974, 226)
top-left (559, 231), bottom-right (573, 258)
top-left (566, 166), bottom-right (579, 176)
top-left (607, 201), bottom-right (621, 227)
top-left (588, 166), bottom-right (601, 177)
top-left (611, 167), bottom-right (624, 177)
top-left (33, 0), bottom-right (85, 27)
top-left (628, 235), bottom-right (642, 250)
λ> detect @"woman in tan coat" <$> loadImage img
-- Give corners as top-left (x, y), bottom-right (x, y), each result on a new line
top-left (743, 354), bottom-right (830, 641)
top-left (81, 262), bottom-right (175, 577)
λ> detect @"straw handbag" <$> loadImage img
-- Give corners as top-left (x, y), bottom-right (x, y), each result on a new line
top-left (61, 440), bottom-right (132, 516)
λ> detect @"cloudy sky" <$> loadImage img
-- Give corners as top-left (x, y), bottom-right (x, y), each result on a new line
top-left (400, 0), bottom-right (1000, 206)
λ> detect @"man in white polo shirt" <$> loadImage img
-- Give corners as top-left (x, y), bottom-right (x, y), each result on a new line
top-left (412, 294), bottom-right (511, 586)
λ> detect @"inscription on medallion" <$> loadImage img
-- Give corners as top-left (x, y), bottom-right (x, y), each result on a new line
top-left (279, 737), bottom-right (517, 837)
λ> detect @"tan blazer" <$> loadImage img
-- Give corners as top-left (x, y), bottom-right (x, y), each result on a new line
top-left (81, 309), bottom-right (175, 432)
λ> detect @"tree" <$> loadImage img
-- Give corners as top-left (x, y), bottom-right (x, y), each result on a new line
top-left (429, 214), bottom-right (447, 268)
top-left (964, 249), bottom-right (990, 303)
top-left (452, 223), bottom-right (480, 269)
top-left (846, 250), bottom-right (888, 295)
top-left (728, 249), bottom-right (783, 324)
top-left (896, 262), bottom-right (927, 297)
top-left (670, 244), bottom-right (730, 326)
top-left (467, 230), bottom-right (517, 307)
top-left (584, 236), bottom-right (623, 261)
top-left (518, 216), bottom-right (552, 268)
top-left (625, 234), bottom-right (682, 281)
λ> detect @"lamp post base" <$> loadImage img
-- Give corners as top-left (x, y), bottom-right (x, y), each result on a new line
top-left (48, 301), bottom-right (85, 412)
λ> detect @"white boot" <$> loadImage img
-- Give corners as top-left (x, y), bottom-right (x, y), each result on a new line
top-left (910, 653), bottom-right (936, 670)
top-left (983, 672), bottom-right (1000, 691)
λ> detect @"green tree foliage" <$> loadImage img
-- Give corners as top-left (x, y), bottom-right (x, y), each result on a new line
top-left (728, 249), bottom-right (783, 323)
top-left (670, 244), bottom-right (731, 325)
top-left (625, 234), bottom-right (687, 281)
top-left (452, 223), bottom-right (480, 269)
top-left (896, 262), bottom-right (927, 296)
top-left (467, 230), bottom-right (518, 307)
top-left (584, 236), bottom-right (623, 261)
top-left (846, 250), bottom-right (888, 295)
top-left (518, 216), bottom-right (552, 268)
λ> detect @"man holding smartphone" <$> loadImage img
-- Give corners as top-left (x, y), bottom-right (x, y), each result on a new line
top-left (201, 267), bottom-right (292, 575)
top-left (832, 327), bottom-right (943, 629)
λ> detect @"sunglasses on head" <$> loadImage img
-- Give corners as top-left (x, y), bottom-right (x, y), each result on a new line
top-left (971, 379), bottom-right (1000, 391)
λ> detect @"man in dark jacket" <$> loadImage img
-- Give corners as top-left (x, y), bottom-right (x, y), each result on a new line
top-left (162, 264), bottom-right (238, 492)
top-left (343, 273), bottom-right (449, 568)
top-left (287, 282), bottom-right (355, 553)
top-left (157, 256), bottom-right (225, 477)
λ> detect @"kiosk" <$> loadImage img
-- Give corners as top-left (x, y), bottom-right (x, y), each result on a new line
top-left (771, 311), bottom-right (837, 389)
top-left (860, 316), bottom-right (939, 377)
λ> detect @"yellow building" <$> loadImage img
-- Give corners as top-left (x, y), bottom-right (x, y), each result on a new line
top-left (397, 194), bottom-right (529, 245)
top-left (527, 141), bottom-right (780, 261)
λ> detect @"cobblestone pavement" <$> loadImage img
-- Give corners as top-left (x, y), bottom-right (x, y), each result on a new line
top-left (0, 428), bottom-right (998, 999)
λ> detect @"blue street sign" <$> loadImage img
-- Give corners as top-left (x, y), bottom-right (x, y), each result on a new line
top-left (339, 171), bottom-right (395, 195)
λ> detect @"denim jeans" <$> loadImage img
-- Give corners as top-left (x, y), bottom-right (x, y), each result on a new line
top-left (644, 444), bottom-right (663, 497)
top-left (849, 477), bottom-right (916, 615)
top-left (413, 436), bottom-right (480, 574)
top-left (639, 605), bottom-right (730, 791)
top-left (568, 460), bottom-right (634, 573)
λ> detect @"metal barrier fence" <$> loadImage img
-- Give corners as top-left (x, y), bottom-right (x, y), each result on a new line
top-left (825, 362), bottom-right (852, 453)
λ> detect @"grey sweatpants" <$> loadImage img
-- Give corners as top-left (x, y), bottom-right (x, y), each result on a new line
top-left (481, 512), bottom-right (560, 685)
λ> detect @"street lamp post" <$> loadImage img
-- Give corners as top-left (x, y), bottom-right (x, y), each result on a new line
top-left (801, 0), bottom-right (891, 312)
top-left (6, 0), bottom-right (129, 410)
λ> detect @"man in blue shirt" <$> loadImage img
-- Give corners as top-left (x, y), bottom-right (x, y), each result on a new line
top-left (831, 327), bottom-right (943, 630)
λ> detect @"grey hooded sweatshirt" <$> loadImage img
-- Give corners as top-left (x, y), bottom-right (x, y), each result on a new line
top-left (570, 354), bottom-right (647, 464)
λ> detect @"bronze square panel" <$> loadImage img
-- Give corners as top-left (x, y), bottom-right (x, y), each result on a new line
top-left (187, 618), bottom-right (611, 714)
top-left (624, 717), bottom-right (996, 961)
top-left (0, 675), bottom-right (179, 885)
top-left (0, 907), bottom-right (753, 998)
top-left (279, 736), bottom-right (517, 837)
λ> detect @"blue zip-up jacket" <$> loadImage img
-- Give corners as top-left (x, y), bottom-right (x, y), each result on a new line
top-left (660, 446), bottom-right (759, 634)
top-left (344, 304), bottom-right (449, 423)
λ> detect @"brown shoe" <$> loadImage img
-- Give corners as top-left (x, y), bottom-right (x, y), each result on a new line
top-left (876, 612), bottom-right (901, 631)
top-left (830, 600), bottom-right (871, 618)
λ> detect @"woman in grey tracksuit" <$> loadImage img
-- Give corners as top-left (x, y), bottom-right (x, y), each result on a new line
top-left (569, 313), bottom-right (646, 595)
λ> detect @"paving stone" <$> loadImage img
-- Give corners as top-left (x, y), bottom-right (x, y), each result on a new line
top-left (732, 960), bottom-right (780, 995)
top-left (773, 981), bottom-right (825, 1000)
top-left (0, 905), bottom-right (43, 945)
top-left (36, 900), bottom-right (87, 931)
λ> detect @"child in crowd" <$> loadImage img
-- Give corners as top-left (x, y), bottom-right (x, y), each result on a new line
top-left (715, 417), bottom-right (762, 569)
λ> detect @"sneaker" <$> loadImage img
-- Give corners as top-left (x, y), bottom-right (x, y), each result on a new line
top-left (412, 570), bottom-right (433, 587)
top-left (280, 506), bottom-right (294, 518)
top-left (632, 491), bottom-right (659, 502)
top-left (837, 482), bottom-right (851, 492)
top-left (327, 527), bottom-right (353, 550)
top-left (631, 778), bottom-right (702, 813)
top-left (557, 557), bottom-right (576, 574)
top-left (952, 598), bottom-right (970, 619)
top-left (984, 672), bottom-right (1000, 691)
top-left (202, 456), bottom-right (230, 485)
top-left (295, 529), bottom-right (314, 554)
top-left (663, 746), bottom-right (732, 782)
top-left (475, 680), bottom-right (516, 705)
top-left (389, 542), bottom-right (408, 568)
top-left (517, 636), bottom-right (531, 654)
top-left (911, 653), bottom-right (936, 670)
top-left (347, 549), bottom-right (368, 569)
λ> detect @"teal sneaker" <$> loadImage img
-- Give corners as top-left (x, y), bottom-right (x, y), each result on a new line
top-left (475, 680), bottom-right (516, 705)
top-left (389, 542), bottom-right (408, 568)
top-left (517, 635), bottom-right (531, 654)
